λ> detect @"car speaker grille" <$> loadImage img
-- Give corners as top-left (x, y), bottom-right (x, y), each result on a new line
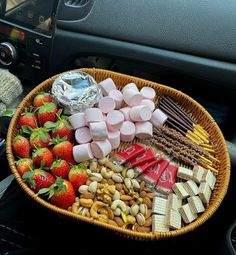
top-left (65, 0), bottom-right (89, 7)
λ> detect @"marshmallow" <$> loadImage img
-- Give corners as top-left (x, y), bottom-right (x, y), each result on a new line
top-left (69, 112), bottom-right (86, 130)
top-left (108, 131), bottom-right (120, 149)
top-left (123, 89), bottom-right (143, 107)
top-left (119, 107), bottom-right (131, 121)
top-left (75, 127), bottom-right (92, 144)
top-left (98, 96), bottom-right (116, 113)
top-left (122, 83), bottom-right (139, 93)
top-left (150, 108), bottom-right (168, 127)
top-left (73, 144), bottom-right (94, 163)
top-left (140, 86), bottom-right (156, 100)
top-left (130, 105), bottom-right (152, 122)
top-left (106, 110), bottom-right (124, 131)
top-left (108, 90), bottom-right (123, 109)
top-left (85, 108), bottom-right (103, 124)
top-left (99, 78), bottom-right (117, 96)
top-left (120, 121), bottom-right (136, 142)
top-left (91, 139), bottom-right (112, 158)
top-left (141, 99), bottom-right (155, 112)
top-left (89, 121), bottom-right (108, 141)
top-left (135, 121), bottom-right (153, 139)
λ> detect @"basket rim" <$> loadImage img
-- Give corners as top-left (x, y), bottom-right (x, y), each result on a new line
top-left (6, 68), bottom-right (231, 240)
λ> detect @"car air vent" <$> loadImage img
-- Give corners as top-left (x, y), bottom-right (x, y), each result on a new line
top-left (65, 0), bottom-right (89, 7)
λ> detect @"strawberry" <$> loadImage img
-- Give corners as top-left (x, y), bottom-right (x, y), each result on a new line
top-left (30, 128), bottom-right (51, 148)
top-left (16, 158), bottom-right (33, 177)
top-left (33, 92), bottom-right (53, 108)
top-left (38, 177), bottom-right (75, 209)
top-left (45, 117), bottom-right (73, 141)
top-left (68, 164), bottom-right (88, 191)
top-left (38, 102), bottom-right (58, 126)
top-left (23, 169), bottom-right (55, 193)
top-left (52, 140), bottom-right (76, 165)
top-left (32, 147), bottom-right (53, 168)
top-left (18, 112), bottom-right (37, 129)
top-left (50, 159), bottom-right (70, 179)
top-left (13, 135), bottom-right (30, 158)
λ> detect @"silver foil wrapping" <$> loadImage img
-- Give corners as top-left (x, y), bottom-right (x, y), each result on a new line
top-left (51, 71), bottom-right (103, 114)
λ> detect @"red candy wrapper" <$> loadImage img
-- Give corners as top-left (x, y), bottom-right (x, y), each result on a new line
top-left (140, 159), bottom-right (169, 186)
top-left (134, 159), bottom-right (161, 177)
top-left (113, 144), bottom-right (145, 165)
top-left (128, 148), bottom-right (156, 168)
top-left (155, 163), bottom-right (178, 195)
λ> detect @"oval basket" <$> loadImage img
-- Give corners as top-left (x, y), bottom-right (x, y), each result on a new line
top-left (6, 68), bottom-right (230, 240)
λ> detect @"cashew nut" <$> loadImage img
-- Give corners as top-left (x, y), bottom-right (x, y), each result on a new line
top-left (114, 207), bottom-right (121, 216)
top-left (79, 198), bottom-right (93, 208)
top-left (111, 199), bottom-right (127, 212)
top-left (113, 190), bottom-right (120, 201)
top-left (90, 201), bottom-right (107, 219)
top-left (89, 173), bottom-right (103, 182)
top-left (89, 161), bottom-right (98, 172)
top-left (101, 167), bottom-right (114, 179)
top-left (98, 157), bottom-right (108, 165)
top-left (71, 202), bottom-right (80, 214)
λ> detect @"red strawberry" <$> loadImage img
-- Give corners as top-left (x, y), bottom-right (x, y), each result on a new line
top-left (38, 102), bottom-right (58, 126)
top-left (68, 165), bottom-right (88, 191)
top-left (52, 140), bottom-right (76, 165)
top-left (38, 177), bottom-right (75, 209)
top-left (33, 92), bottom-right (53, 108)
top-left (23, 169), bottom-right (55, 193)
top-left (13, 135), bottom-right (30, 158)
top-left (50, 159), bottom-right (70, 179)
top-left (30, 128), bottom-right (51, 148)
top-left (18, 112), bottom-right (37, 129)
top-left (16, 158), bottom-right (33, 177)
top-left (32, 147), bottom-right (53, 168)
top-left (45, 118), bottom-right (73, 141)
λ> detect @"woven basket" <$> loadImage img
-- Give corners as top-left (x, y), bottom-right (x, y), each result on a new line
top-left (6, 68), bottom-right (230, 240)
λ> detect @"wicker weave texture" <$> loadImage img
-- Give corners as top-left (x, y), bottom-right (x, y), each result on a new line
top-left (6, 68), bottom-right (230, 240)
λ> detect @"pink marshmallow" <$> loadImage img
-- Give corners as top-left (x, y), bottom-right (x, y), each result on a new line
top-left (91, 139), bottom-right (112, 158)
top-left (98, 96), bottom-right (116, 113)
top-left (85, 108), bottom-right (103, 124)
top-left (140, 87), bottom-right (156, 100)
top-left (108, 131), bottom-right (120, 149)
top-left (106, 110), bottom-right (124, 131)
top-left (135, 121), bottom-right (153, 139)
top-left (119, 106), bottom-right (131, 121)
top-left (73, 144), bottom-right (94, 163)
top-left (99, 78), bottom-right (117, 96)
top-left (122, 83), bottom-right (139, 93)
top-left (150, 108), bottom-right (168, 127)
top-left (108, 89), bottom-right (124, 109)
top-left (123, 89), bottom-right (143, 107)
top-left (120, 121), bottom-right (136, 142)
top-left (141, 99), bottom-right (155, 112)
top-left (130, 105), bottom-right (152, 122)
top-left (75, 127), bottom-right (92, 144)
top-left (89, 121), bottom-right (108, 141)
top-left (69, 112), bottom-right (86, 130)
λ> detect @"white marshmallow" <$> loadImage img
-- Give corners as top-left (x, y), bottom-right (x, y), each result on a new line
top-left (135, 121), bottom-right (153, 139)
top-left (123, 89), bottom-right (143, 107)
top-left (85, 108), bottom-right (103, 124)
top-left (73, 144), bottom-right (94, 163)
top-left (99, 78), bottom-right (117, 96)
top-left (108, 90), bottom-right (124, 109)
top-left (140, 87), bottom-right (156, 100)
top-left (89, 121), bottom-right (108, 141)
top-left (69, 112), bottom-right (86, 130)
top-left (108, 131), bottom-right (120, 149)
top-left (122, 83), bottom-right (139, 93)
top-left (150, 108), bottom-right (168, 127)
top-left (119, 107), bottom-right (131, 121)
top-left (130, 105), bottom-right (152, 122)
top-left (98, 96), bottom-right (116, 113)
top-left (91, 139), bottom-right (112, 158)
top-left (141, 99), bottom-right (155, 112)
top-left (106, 110), bottom-right (124, 131)
top-left (75, 127), bottom-right (92, 144)
top-left (120, 121), bottom-right (136, 142)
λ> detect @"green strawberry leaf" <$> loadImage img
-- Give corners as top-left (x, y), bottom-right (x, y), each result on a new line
top-left (22, 171), bottom-right (34, 181)
top-left (56, 108), bottom-right (63, 119)
top-left (39, 131), bottom-right (48, 143)
top-left (44, 121), bottom-right (58, 129)
top-left (22, 126), bottom-right (33, 135)
top-left (37, 188), bottom-right (50, 195)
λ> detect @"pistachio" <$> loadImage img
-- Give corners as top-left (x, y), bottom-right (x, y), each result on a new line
top-left (126, 169), bottom-right (135, 179)
top-left (139, 204), bottom-right (148, 216)
top-left (89, 161), bottom-right (98, 172)
top-left (78, 185), bottom-right (89, 194)
top-left (130, 204), bottom-right (139, 216)
top-left (136, 213), bottom-right (146, 226)
top-left (101, 167), bottom-right (114, 179)
top-left (131, 179), bottom-right (140, 190)
top-left (143, 197), bottom-right (152, 209)
top-left (88, 181), bottom-right (98, 194)
top-left (98, 157), bottom-right (108, 165)
top-left (112, 173), bottom-right (123, 183)
top-left (124, 178), bottom-right (132, 189)
top-left (89, 173), bottom-right (103, 182)
top-left (105, 161), bottom-right (123, 173)
top-left (113, 190), bottom-right (120, 201)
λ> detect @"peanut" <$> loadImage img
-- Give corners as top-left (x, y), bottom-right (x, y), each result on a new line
top-left (114, 216), bottom-right (125, 227)
top-left (140, 191), bottom-right (147, 198)
top-left (121, 195), bottom-right (133, 201)
top-left (146, 193), bottom-right (155, 199)
top-left (144, 217), bottom-right (152, 227)
top-left (140, 181), bottom-right (145, 191)
top-left (136, 225), bottom-right (151, 233)
top-left (108, 219), bottom-right (118, 227)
